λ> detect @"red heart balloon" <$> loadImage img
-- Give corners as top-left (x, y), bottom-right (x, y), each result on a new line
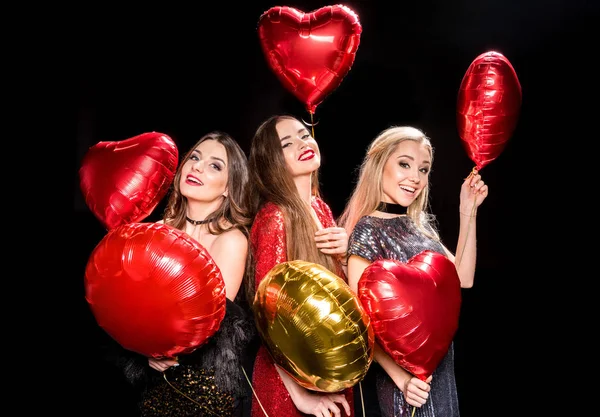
top-left (79, 132), bottom-right (179, 230)
top-left (258, 4), bottom-right (362, 114)
top-left (457, 51), bottom-right (522, 170)
top-left (84, 222), bottom-right (226, 358)
top-left (358, 251), bottom-right (461, 381)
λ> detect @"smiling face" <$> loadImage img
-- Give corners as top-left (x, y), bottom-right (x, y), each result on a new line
top-left (381, 139), bottom-right (431, 207)
top-left (179, 139), bottom-right (229, 203)
top-left (276, 117), bottom-right (321, 177)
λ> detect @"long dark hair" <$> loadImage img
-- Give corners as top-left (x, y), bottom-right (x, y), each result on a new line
top-left (163, 131), bottom-right (254, 307)
top-left (246, 115), bottom-right (339, 300)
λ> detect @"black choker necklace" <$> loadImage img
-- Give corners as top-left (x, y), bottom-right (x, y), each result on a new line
top-left (186, 216), bottom-right (212, 226)
top-left (376, 202), bottom-right (408, 215)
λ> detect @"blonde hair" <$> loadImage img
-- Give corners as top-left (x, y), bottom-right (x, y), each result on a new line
top-left (339, 126), bottom-right (439, 240)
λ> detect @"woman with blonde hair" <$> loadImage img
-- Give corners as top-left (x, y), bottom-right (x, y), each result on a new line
top-left (339, 126), bottom-right (488, 417)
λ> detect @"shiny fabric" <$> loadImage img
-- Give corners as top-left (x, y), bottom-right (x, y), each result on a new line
top-left (348, 215), bottom-right (459, 417)
top-left (140, 366), bottom-right (236, 416)
top-left (250, 198), bottom-right (354, 417)
top-left (104, 299), bottom-right (254, 417)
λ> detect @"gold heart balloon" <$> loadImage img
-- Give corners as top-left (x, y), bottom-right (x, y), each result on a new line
top-left (253, 260), bottom-right (374, 392)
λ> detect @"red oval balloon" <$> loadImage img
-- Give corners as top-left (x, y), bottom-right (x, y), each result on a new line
top-left (84, 222), bottom-right (226, 358)
top-left (79, 132), bottom-right (179, 230)
top-left (457, 51), bottom-right (522, 170)
top-left (258, 4), bottom-right (362, 114)
top-left (358, 251), bottom-right (461, 381)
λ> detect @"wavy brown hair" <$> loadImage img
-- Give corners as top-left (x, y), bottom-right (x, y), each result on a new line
top-left (162, 131), bottom-right (253, 306)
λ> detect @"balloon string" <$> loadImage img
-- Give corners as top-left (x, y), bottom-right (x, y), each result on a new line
top-left (359, 381), bottom-right (366, 417)
top-left (162, 372), bottom-right (221, 417)
top-left (242, 365), bottom-right (270, 417)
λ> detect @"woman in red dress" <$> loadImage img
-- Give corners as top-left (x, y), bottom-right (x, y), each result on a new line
top-left (246, 115), bottom-right (354, 417)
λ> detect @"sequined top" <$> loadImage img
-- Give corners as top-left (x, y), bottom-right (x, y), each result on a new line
top-left (105, 299), bottom-right (255, 417)
top-left (348, 215), bottom-right (460, 417)
top-left (348, 215), bottom-right (445, 262)
top-left (250, 199), bottom-right (354, 417)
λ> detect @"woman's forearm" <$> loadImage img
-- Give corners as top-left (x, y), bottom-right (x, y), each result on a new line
top-left (454, 212), bottom-right (477, 288)
top-left (275, 364), bottom-right (307, 404)
top-left (373, 343), bottom-right (412, 393)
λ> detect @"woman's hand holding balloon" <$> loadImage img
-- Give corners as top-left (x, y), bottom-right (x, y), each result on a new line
top-left (402, 375), bottom-right (432, 408)
top-left (148, 357), bottom-right (179, 373)
top-left (460, 170), bottom-right (489, 216)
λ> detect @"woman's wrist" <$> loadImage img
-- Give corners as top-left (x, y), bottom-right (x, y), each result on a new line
top-left (459, 208), bottom-right (476, 217)
top-left (402, 376), bottom-right (412, 394)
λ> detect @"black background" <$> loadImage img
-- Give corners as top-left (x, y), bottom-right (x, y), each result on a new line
top-left (74, 1), bottom-right (594, 415)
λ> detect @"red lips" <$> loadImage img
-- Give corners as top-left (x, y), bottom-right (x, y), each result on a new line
top-left (185, 175), bottom-right (203, 186)
top-left (299, 150), bottom-right (315, 161)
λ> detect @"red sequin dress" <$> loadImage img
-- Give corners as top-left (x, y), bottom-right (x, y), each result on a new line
top-left (250, 198), bottom-right (355, 417)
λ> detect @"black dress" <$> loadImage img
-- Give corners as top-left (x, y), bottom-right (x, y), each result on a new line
top-left (348, 215), bottom-right (460, 417)
top-left (102, 299), bottom-right (256, 417)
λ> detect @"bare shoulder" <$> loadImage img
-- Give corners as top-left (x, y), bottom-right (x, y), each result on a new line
top-left (213, 227), bottom-right (248, 251)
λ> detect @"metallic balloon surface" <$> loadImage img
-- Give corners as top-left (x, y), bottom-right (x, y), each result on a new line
top-left (253, 260), bottom-right (374, 392)
top-left (358, 251), bottom-right (461, 381)
top-left (79, 132), bottom-right (179, 230)
top-left (258, 5), bottom-right (362, 114)
top-left (85, 222), bottom-right (226, 358)
top-left (457, 51), bottom-right (522, 170)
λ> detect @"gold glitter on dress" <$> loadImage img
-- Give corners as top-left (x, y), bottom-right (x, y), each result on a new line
top-left (140, 365), bottom-right (234, 416)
